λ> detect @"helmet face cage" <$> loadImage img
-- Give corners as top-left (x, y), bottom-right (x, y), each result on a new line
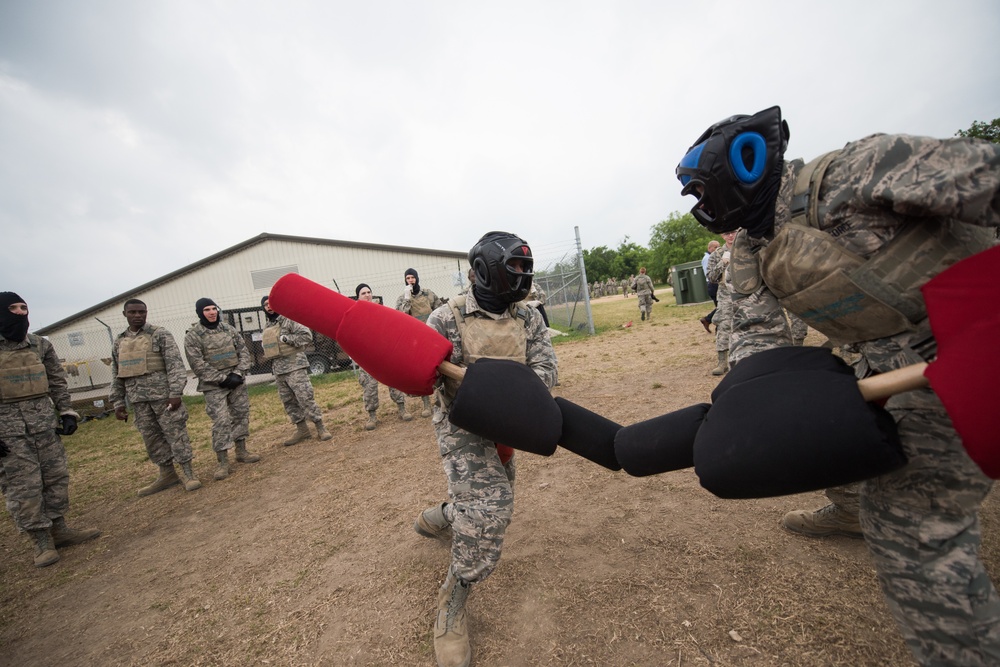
top-left (469, 232), bottom-right (534, 303)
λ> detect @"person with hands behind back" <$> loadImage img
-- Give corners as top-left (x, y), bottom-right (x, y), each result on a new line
top-left (396, 268), bottom-right (444, 417)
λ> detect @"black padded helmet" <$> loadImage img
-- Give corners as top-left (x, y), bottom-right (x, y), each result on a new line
top-left (468, 231), bottom-right (534, 303)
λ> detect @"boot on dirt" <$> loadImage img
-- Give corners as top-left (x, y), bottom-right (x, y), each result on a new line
top-left (365, 410), bottom-right (378, 431)
top-left (397, 402), bottom-right (413, 422)
top-left (711, 351), bottom-right (729, 376)
top-left (235, 438), bottom-right (260, 463)
top-left (283, 421), bottom-right (311, 446)
top-left (314, 420), bottom-right (333, 441)
top-left (420, 396), bottom-right (432, 418)
top-left (179, 461), bottom-right (202, 491)
top-left (414, 502), bottom-right (452, 543)
top-left (214, 450), bottom-right (231, 480)
top-left (641, 311), bottom-right (645, 321)
top-left (782, 504), bottom-right (862, 538)
top-left (51, 517), bottom-right (101, 549)
top-left (137, 464), bottom-right (181, 497)
top-left (699, 316), bottom-right (712, 333)
top-left (434, 572), bottom-right (472, 667)
top-left (29, 529), bottom-right (59, 568)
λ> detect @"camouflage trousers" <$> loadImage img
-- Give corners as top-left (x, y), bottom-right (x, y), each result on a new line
top-left (0, 428), bottom-right (69, 532)
top-left (786, 309), bottom-right (809, 342)
top-left (860, 389), bottom-right (1000, 666)
top-left (714, 288), bottom-right (733, 352)
top-left (637, 293), bottom-right (653, 315)
top-left (132, 399), bottom-right (194, 466)
top-left (203, 385), bottom-right (250, 452)
top-left (358, 368), bottom-right (405, 413)
top-left (433, 411), bottom-right (515, 584)
top-left (824, 482), bottom-right (861, 515)
top-left (276, 368), bottom-right (322, 425)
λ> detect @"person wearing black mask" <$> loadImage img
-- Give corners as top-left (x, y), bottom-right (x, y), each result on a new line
top-left (395, 268), bottom-right (444, 417)
top-left (183, 297), bottom-right (259, 481)
top-left (412, 233), bottom-right (558, 667)
top-left (0, 292), bottom-right (100, 567)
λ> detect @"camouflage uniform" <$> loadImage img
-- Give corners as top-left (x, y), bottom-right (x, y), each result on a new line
top-left (263, 315), bottom-right (323, 425)
top-left (183, 322), bottom-right (251, 452)
top-left (358, 368), bottom-right (406, 413)
top-left (705, 246), bottom-right (737, 352)
top-left (729, 134), bottom-right (1000, 665)
top-left (633, 272), bottom-right (654, 317)
top-left (395, 288), bottom-right (444, 323)
top-left (427, 291), bottom-right (558, 584)
top-left (786, 310), bottom-right (809, 344)
top-left (110, 323), bottom-right (193, 466)
top-left (0, 333), bottom-right (78, 532)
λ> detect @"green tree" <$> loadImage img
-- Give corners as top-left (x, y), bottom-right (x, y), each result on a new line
top-left (582, 245), bottom-right (617, 281)
top-left (609, 237), bottom-right (649, 280)
top-left (955, 118), bottom-right (1000, 143)
top-left (647, 212), bottom-right (719, 283)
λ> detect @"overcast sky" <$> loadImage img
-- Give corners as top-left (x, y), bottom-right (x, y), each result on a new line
top-left (2, 0), bottom-right (998, 330)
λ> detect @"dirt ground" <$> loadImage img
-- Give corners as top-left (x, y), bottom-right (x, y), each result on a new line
top-left (2, 297), bottom-right (998, 667)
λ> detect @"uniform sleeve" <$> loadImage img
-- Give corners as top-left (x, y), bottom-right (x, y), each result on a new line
top-left (234, 328), bottom-right (251, 374)
top-left (426, 305), bottom-right (463, 366)
top-left (39, 338), bottom-right (74, 414)
top-left (706, 248), bottom-right (726, 284)
top-left (282, 318), bottom-right (313, 347)
top-left (395, 292), bottom-right (409, 313)
top-left (429, 291), bottom-right (444, 310)
top-left (729, 284), bottom-right (793, 366)
top-left (109, 335), bottom-right (125, 408)
top-left (158, 329), bottom-right (189, 398)
top-left (524, 309), bottom-right (558, 389)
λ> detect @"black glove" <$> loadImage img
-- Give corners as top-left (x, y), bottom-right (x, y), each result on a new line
top-left (220, 372), bottom-right (244, 389)
top-left (0, 439), bottom-right (8, 457)
top-left (56, 414), bottom-right (78, 436)
top-left (651, 295), bottom-right (660, 302)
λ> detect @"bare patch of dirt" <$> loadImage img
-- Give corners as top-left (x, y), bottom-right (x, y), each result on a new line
top-left (2, 309), bottom-right (997, 666)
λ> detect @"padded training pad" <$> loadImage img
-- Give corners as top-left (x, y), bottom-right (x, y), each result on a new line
top-left (336, 300), bottom-right (453, 396)
top-left (555, 397), bottom-right (623, 471)
top-left (712, 345), bottom-right (851, 403)
top-left (613, 403), bottom-right (710, 477)
top-left (267, 273), bottom-right (356, 338)
top-left (448, 359), bottom-right (561, 456)
top-left (695, 370), bottom-right (905, 499)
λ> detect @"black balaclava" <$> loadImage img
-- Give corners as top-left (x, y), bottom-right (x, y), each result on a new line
top-left (355, 283), bottom-right (371, 299)
top-left (472, 285), bottom-right (508, 315)
top-left (404, 268), bottom-right (420, 296)
top-left (196, 297), bottom-right (221, 329)
top-left (0, 291), bottom-right (30, 342)
top-left (261, 295), bottom-right (279, 322)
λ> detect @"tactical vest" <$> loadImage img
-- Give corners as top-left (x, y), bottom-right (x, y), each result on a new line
top-left (731, 150), bottom-right (996, 345)
top-left (191, 326), bottom-right (239, 371)
top-left (0, 343), bottom-right (49, 403)
top-left (439, 296), bottom-right (529, 403)
top-left (408, 292), bottom-right (434, 322)
top-left (116, 330), bottom-right (167, 378)
top-left (261, 324), bottom-right (297, 360)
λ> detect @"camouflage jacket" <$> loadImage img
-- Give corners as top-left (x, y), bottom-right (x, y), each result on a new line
top-left (426, 291), bottom-right (558, 416)
top-left (264, 315), bottom-right (311, 375)
top-left (183, 321), bottom-right (251, 392)
top-left (730, 133), bottom-right (1000, 377)
top-left (395, 288), bottom-right (444, 316)
top-left (0, 333), bottom-right (77, 438)
top-left (633, 274), bottom-right (654, 296)
top-left (705, 245), bottom-right (732, 301)
top-left (110, 323), bottom-right (188, 407)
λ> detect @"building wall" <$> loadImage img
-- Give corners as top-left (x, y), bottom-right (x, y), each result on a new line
top-left (43, 238), bottom-right (468, 391)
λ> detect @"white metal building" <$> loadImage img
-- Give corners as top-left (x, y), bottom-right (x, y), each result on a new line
top-left (35, 233), bottom-right (468, 391)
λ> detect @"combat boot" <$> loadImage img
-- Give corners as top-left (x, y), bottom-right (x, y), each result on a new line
top-left (414, 502), bottom-right (452, 542)
top-left (397, 402), bottom-right (413, 422)
top-left (711, 351), bottom-right (729, 376)
top-left (214, 450), bottom-right (231, 480)
top-left (314, 420), bottom-right (333, 441)
top-left (235, 438), bottom-right (260, 463)
top-left (365, 410), bottom-right (378, 431)
top-left (420, 395), bottom-right (432, 418)
top-left (51, 517), bottom-right (101, 548)
top-left (283, 421), bottom-right (311, 446)
top-left (137, 464), bottom-right (181, 497)
top-left (782, 504), bottom-right (862, 538)
top-left (434, 572), bottom-right (472, 667)
top-left (29, 529), bottom-right (59, 568)
top-left (641, 311), bottom-right (646, 321)
top-left (699, 316), bottom-right (712, 333)
top-left (179, 461), bottom-right (202, 491)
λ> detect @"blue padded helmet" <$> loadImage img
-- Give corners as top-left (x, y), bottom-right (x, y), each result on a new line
top-left (676, 106), bottom-right (789, 234)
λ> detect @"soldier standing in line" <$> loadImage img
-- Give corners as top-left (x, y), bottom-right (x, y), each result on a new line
top-left (676, 105), bottom-right (1000, 666)
top-left (395, 268), bottom-right (443, 418)
top-left (705, 230), bottom-right (738, 375)
top-left (111, 299), bottom-right (201, 495)
top-left (633, 267), bottom-right (654, 321)
top-left (353, 283), bottom-right (413, 431)
top-left (183, 297), bottom-right (260, 481)
top-left (0, 292), bottom-right (100, 567)
top-left (412, 232), bottom-right (558, 667)
top-left (261, 296), bottom-right (333, 445)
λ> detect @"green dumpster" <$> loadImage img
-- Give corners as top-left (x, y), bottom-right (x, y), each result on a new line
top-left (671, 260), bottom-right (711, 305)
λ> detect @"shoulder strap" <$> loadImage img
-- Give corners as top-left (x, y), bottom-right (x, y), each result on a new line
top-left (789, 150), bottom-right (841, 229)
